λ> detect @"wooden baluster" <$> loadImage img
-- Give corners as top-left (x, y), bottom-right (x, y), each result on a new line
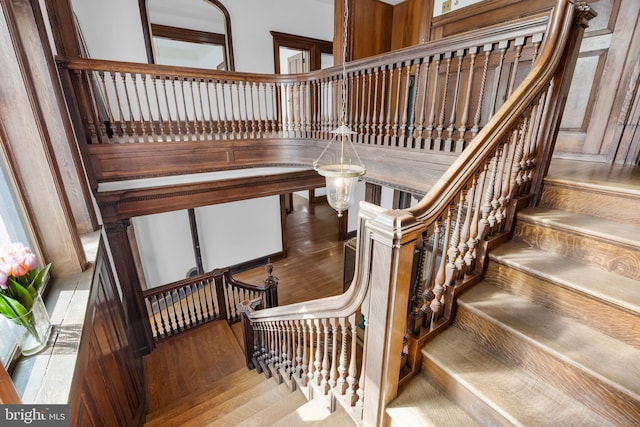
top-left (512, 115), bottom-right (530, 197)
top-left (279, 321), bottom-right (287, 371)
top-left (242, 81), bottom-right (250, 137)
top-left (197, 79), bottom-right (208, 139)
top-left (507, 37), bottom-right (525, 97)
top-left (384, 65), bottom-right (396, 145)
top-left (346, 313), bottom-right (359, 404)
top-left (493, 141), bottom-right (510, 230)
top-left (187, 79), bottom-right (198, 140)
top-left (370, 69), bottom-right (379, 144)
top-left (131, 73), bottom-right (146, 142)
top-left (165, 290), bottom-right (178, 333)
top-left (320, 318), bottom-right (330, 393)
top-left (472, 45), bottom-right (493, 137)
top-left (425, 54), bottom-right (441, 149)
top-left (446, 191), bottom-right (465, 286)
top-left (483, 151), bottom-right (500, 237)
top-left (412, 57), bottom-right (428, 149)
top-left (111, 72), bottom-right (128, 142)
top-left (150, 75), bottom-right (165, 141)
top-left (434, 52), bottom-right (452, 151)
top-left (445, 50), bottom-right (464, 152)
top-left (123, 73), bottom-right (138, 142)
top-left (248, 82), bottom-right (256, 138)
top-left (146, 297), bottom-right (156, 338)
top-left (272, 82), bottom-right (280, 135)
top-left (431, 208), bottom-right (452, 327)
top-left (255, 82), bottom-right (264, 137)
top-left (329, 317), bottom-right (339, 391)
top-left (498, 129), bottom-right (520, 229)
top-left (487, 148), bottom-right (501, 235)
top-left (178, 288), bottom-right (189, 328)
top-left (155, 295), bottom-right (168, 338)
top-left (359, 71), bottom-right (367, 141)
top-left (457, 184), bottom-right (475, 277)
top-left (314, 318), bottom-right (322, 385)
top-left (160, 76), bottom-right (175, 140)
top-left (231, 81), bottom-right (240, 137)
top-left (337, 317), bottom-right (349, 394)
top-left (488, 40), bottom-right (509, 120)
top-left (304, 80), bottom-right (311, 136)
top-left (348, 73), bottom-right (354, 131)
top-left (457, 47), bottom-right (477, 152)
top-left (391, 62), bottom-right (403, 146)
top-left (397, 61), bottom-right (411, 148)
top-left (377, 66), bottom-right (387, 145)
top-left (219, 80), bottom-right (230, 137)
top-left (403, 60), bottom-right (416, 148)
top-left (300, 319), bottom-right (308, 382)
top-left (282, 83), bottom-right (290, 136)
top-left (465, 169), bottom-right (485, 273)
top-left (141, 74), bottom-right (157, 141)
top-left (180, 78), bottom-right (193, 139)
top-left (355, 321), bottom-right (366, 416)
top-left (421, 221), bottom-right (441, 329)
top-left (97, 72), bottom-right (114, 142)
top-left (188, 284), bottom-right (199, 324)
top-left (171, 77), bottom-right (185, 140)
top-left (307, 319), bottom-right (315, 383)
top-left (353, 72), bottom-right (360, 141)
top-left (293, 320), bottom-right (302, 377)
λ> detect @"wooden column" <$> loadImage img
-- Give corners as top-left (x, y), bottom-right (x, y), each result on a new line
top-left (0, 0), bottom-right (86, 276)
top-left (105, 220), bottom-right (154, 355)
top-left (360, 204), bottom-right (425, 426)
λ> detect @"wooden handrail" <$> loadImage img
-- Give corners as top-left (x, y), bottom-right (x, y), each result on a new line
top-left (141, 266), bottom-right (278, 341)
top-left (237, 2), bottom-right (595, 426)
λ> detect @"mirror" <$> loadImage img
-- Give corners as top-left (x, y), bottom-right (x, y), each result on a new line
top-left (139, 0), bottom-right (235, 70)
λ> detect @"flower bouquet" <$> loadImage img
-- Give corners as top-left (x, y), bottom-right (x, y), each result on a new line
top-left (0, 243), bottom-right (52, 356)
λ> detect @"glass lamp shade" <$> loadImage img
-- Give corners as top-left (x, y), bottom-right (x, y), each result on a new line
top-left (316, 164), bottom-right (365, 217)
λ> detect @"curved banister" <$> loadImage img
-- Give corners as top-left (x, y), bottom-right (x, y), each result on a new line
top-left (237, 2), bottom-right (595, 425)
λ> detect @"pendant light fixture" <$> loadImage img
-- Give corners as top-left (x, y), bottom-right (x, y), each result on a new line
top-left (313, 0), bottom-right (365, 217)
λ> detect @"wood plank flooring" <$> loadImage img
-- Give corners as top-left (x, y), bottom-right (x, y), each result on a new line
top-left (144, 195), bottom-right (347, 414)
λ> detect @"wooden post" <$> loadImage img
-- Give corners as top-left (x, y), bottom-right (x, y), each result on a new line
top-left (239, 299), bottom-right (262, 369)
top-left (213, 270), bottom-right (228, 321)
top-left (105, 220), bottom-right (154, 355)
top-left (360, 204), bottom-right (425, 426)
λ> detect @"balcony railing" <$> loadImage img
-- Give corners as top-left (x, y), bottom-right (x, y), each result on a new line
top-left (142, 266), bottom-right (277, 341)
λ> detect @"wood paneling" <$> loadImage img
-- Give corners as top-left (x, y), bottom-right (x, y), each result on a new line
top-left (69, 240), bottom-right (146, 427)
top-left (336, 0), bottom-right (393, 63)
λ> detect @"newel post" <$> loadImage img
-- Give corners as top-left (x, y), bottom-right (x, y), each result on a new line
top-left (361, 206), bottom-right (425, 426)
top-left (239, 298), bottom-right (262, 369)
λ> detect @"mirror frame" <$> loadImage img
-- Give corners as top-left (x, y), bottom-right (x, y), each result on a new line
top-left (138, 0), bottom-right (235, 70)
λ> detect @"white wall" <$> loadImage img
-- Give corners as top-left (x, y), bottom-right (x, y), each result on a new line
top-left (196, 197), bottom-right (282, 269)
top-left (224, 0), bottom-right (333, 73)
top-left (70, 0), bottom-right (148, 62)
top-left (132, 210), bottom-right (194, 288)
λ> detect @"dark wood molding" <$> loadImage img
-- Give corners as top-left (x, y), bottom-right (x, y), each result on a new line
top-left (139, 0), bottom-right (235, 70)
top-left (96, 169), bottom-right (325, 223)
top-left (150, 23), bottom-right (226, 46)
top-left (279, 194), bottom-right (289, 258)
top-left (271, 31), bottom-right (333, 73)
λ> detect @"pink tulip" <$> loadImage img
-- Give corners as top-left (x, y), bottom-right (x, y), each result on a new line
top-left (0, 267), bottom-right (7, 289)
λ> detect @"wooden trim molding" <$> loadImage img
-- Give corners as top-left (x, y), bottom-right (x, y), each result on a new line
top-left (150, 23), bottom-right (226, 46)
top-left (271, 31), bottom-right (333, 73)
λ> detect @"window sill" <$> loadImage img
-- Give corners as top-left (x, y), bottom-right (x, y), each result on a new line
top-left (11, 231), bottom-right (100, 403)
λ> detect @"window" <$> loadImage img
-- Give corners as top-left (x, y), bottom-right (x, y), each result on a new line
top-left (0, 150), bottom-right (38, 369)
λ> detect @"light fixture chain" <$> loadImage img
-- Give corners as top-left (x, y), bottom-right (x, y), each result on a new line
top-left (341, 0), bottom-right (348, 127)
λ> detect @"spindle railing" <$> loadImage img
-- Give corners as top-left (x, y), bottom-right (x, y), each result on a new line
top-left (238, 2), bottom-right (594, 426)
top-left (142, 266), bottom-right (278, 341)
top-left (58, 13), bottom-right (551, 186)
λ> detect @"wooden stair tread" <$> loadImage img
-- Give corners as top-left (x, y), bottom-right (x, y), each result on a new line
top-left (218, 382), bottom-right (307, 427)
top-left (518, 207), bottom-right (640, 249)
top-left (490, 240), bottom-right (640, 315)
top-left (386, 374), bottom-right (480, 427)
top-left (459, 282), bottom-right (640, 400)
top-left (145, 368), bottom-right (263, 425)
top-left (423, 326), bottom-right (615, 426)
top-left (270, 398), bottom-right (353, 426)
top-left (544, 176), bottom-right (640, 198)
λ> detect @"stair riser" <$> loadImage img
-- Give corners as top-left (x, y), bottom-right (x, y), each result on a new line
top-left (455, 303), bottom-right (640, 425)
top-left (514, 221), bottom-right (640, 281)
top-left (485, 263), bottom-right (640, 348)
top-left (540, 183), bottom-right (640, 225)
top-left (420, 356), bottom-right (516, 427)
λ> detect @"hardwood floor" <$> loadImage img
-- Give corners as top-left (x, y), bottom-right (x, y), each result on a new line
top-left (144, 195), bottom-right (347, 415)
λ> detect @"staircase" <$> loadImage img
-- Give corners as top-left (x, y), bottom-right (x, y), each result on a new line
top-left (387, 162), bottom-right (640, 426)
top-left (144, 363), bottom-right (355, 426)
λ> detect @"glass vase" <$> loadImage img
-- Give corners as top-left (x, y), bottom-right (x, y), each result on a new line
top-left (9, 293), bottom-right (52, 356)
